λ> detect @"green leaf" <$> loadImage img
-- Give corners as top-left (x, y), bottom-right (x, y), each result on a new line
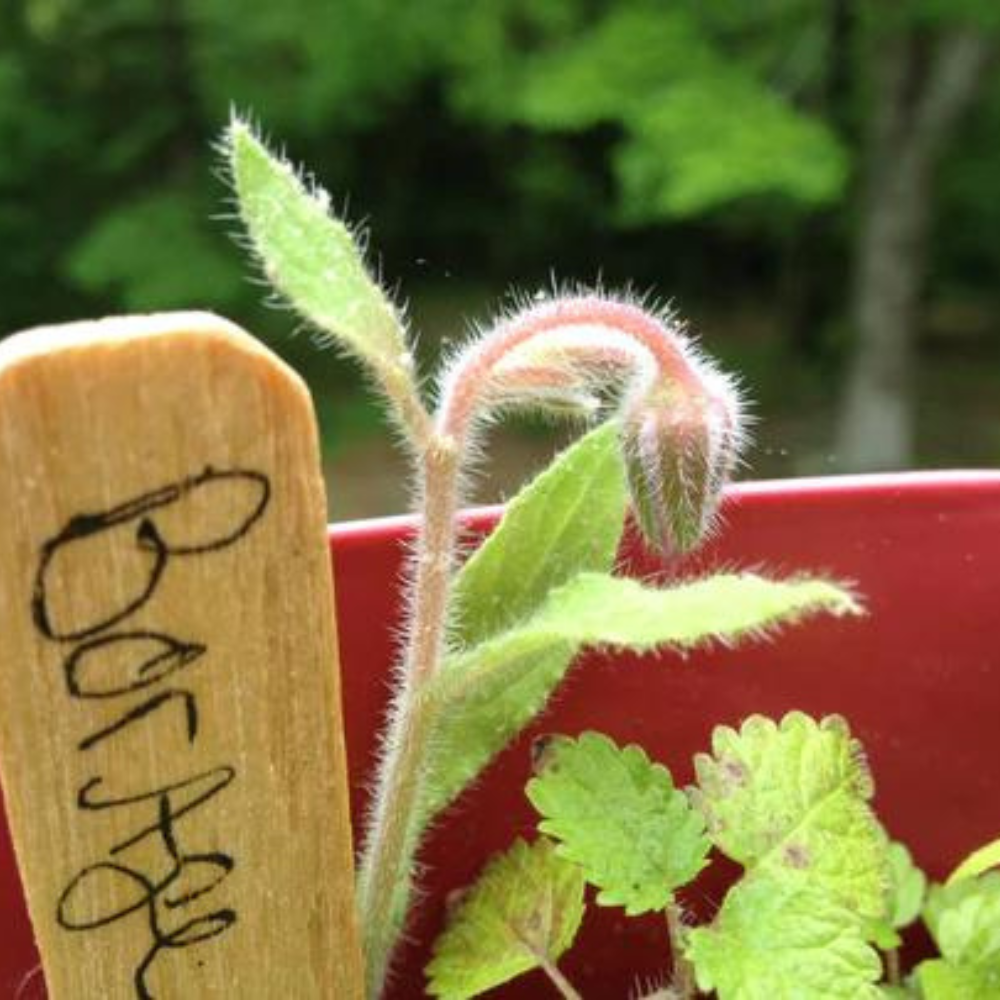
top-left (916, 959), bottom-right (1000, 999)
top-left (686, 875), bottom-right (883, 999)
top-left (948, 836), bottom-right (1000, 885)
top-left (923, 872), bottom-right (1000, 968)
top-left (888, 841), bottom-right (927, 929)
top-left (422, 424), bottom-right (626, 819)
top-left (450, 420), bottom-right (627, 648)
top-left (691, 712), bottom-right (888, 920)
top-left (526, 731), bottom-right (709, 914)
top-left (426, 838), bottom-right (585, 999)
top-left (225, 117), bottom-right (410, 381)
top-left (502, 572), bottom-right (860, 652)
top-left (428, 571), bottom-right (858, 819)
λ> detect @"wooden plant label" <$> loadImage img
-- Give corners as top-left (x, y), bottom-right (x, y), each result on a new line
top-left (0, 314), bottom-right (363, 998)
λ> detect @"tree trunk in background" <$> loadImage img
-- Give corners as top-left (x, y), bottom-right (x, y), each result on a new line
top-left (836, 28), bottom-right (993, 470)
top-left (783, 0), bottom-right (857, 360)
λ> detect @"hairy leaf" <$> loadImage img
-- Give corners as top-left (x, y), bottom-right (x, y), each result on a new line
top-left (691, 712), bottom-right (888, 920)
top-left (527, 732), bottom-right (709, 914)
top-left (225, 118), bottom-right (410, 380)
top-left (686, 875), bottom-right (883, 999)
top-left (506, 572), bottom-right (860, 651)
top-left (424, 425), bottom-right (626, 821)
top-left (450, 420), bottom-right (626, 647)
top-left (888, 841), bottom-right (927, 929)
top-left (428, 573), bottom-right (858, 818)
top-left (948, 836), bottom-right (1000, 885)
top-left (426, 838), bottom-right (585, 999)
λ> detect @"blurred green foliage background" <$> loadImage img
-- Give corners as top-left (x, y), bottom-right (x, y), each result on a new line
top-left (1, 0), bottom-right (997, 517)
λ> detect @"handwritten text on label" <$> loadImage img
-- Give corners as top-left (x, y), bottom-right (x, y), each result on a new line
top-left (32, 467), bottom-right (271, 999)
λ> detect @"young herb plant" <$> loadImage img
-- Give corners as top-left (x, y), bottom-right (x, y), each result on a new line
top-left (426, 720), bottom-right (1000, 999)
top-left (220, 116), bottom-right (996, 999)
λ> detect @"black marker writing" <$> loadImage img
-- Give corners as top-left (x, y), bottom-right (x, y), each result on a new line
top-left (34, 466), bottom-right (271, 997)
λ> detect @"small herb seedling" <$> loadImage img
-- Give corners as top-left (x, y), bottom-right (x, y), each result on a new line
top-left (429, 722), bottom-right (1000, 999)
top-left (219, 117), bottom-right (991, 999)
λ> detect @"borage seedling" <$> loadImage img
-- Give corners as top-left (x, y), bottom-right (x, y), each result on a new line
top-left (220, 117), bottom-right (998, 999)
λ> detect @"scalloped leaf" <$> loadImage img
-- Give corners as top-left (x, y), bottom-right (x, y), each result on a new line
top-left (426, 838), bottom-right (585, 999)
top-left (691, 712), bottom-right (888, 920)
top-left (225, 117), bottom-right (408, 376)
top-left (427, 573), bottom-right (859, 819)
top-left (923, 872), bottom-right (1000, 968)
top-left (888, 841), bottom-right (926, 929)
top-left (686, 875), bottom-right (883, 999)
top-left (526, 732), bottom-right (709, 914)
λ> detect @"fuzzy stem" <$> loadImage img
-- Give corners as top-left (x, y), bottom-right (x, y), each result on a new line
top-left (538, 956), bottom-right (584, 1000)
top-left (666, 904), bottom-right (696, 999)
top-left (356, 438), bottom-right (461, 996)
top-left (438, 297), bottom-right (704, 439)
top-left (357, 295), bottom-right (728, 996)
top-left (381, 360), bottom-right (433, 449)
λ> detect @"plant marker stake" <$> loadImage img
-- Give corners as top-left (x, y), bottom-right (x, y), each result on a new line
top-left (0, 314), bottom-right (363, 998)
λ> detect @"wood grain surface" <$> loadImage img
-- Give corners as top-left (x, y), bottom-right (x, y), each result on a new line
top-left (0, 313), bottom-right (363, 998)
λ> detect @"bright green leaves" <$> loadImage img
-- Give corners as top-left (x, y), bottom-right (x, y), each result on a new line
top-left (916, 961), bottom-right (998, 999)
top-left (887, 841), bottom-right (927, 930)
top-left (503, 571), bottom-right (859, 653)
top-left (450, 421), bottom-right (626, 648)
top-left (686, 877), bottom-right (884, 999)
top-left (423, 424), bottom-right (626, 819)
top-left (426, 838), bottom-right (585, 1000)
top-left (428, 569), bottom-right (859, 819)
top-left (916, 873), bottom-right (1000, 998)
top-left (686, 714), bottom-right (889, 999)
top-left (527, 732), bottom-right (709, 914)
top-left (226, 117), bottom-right (402, 360)
top-left (867, 841), bottom-right (927, 951)
top-left (426, 432), bottom-right (860, 822)
top-left (692, 713), bottom-right (888, 920)
top-left (224, 117), bottom-right (426, 437)
top-left (429, 712), bottom-right (913, 999)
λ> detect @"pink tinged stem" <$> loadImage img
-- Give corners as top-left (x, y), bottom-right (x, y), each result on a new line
top-left (358, 294), bottom-right (743, 994)
top-left (438, 297), bottom-right (705, 444)
top-left (357, 438), bottom-right (462, 996)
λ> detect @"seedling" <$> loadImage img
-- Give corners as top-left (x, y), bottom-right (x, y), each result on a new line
top-left (429, 719), bottom-right (1000, 999)
top-left (221, 117), bottom-right (999, 999)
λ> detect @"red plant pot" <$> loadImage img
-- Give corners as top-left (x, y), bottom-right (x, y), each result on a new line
top-left (2, 472), bottom-right (999, 997)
